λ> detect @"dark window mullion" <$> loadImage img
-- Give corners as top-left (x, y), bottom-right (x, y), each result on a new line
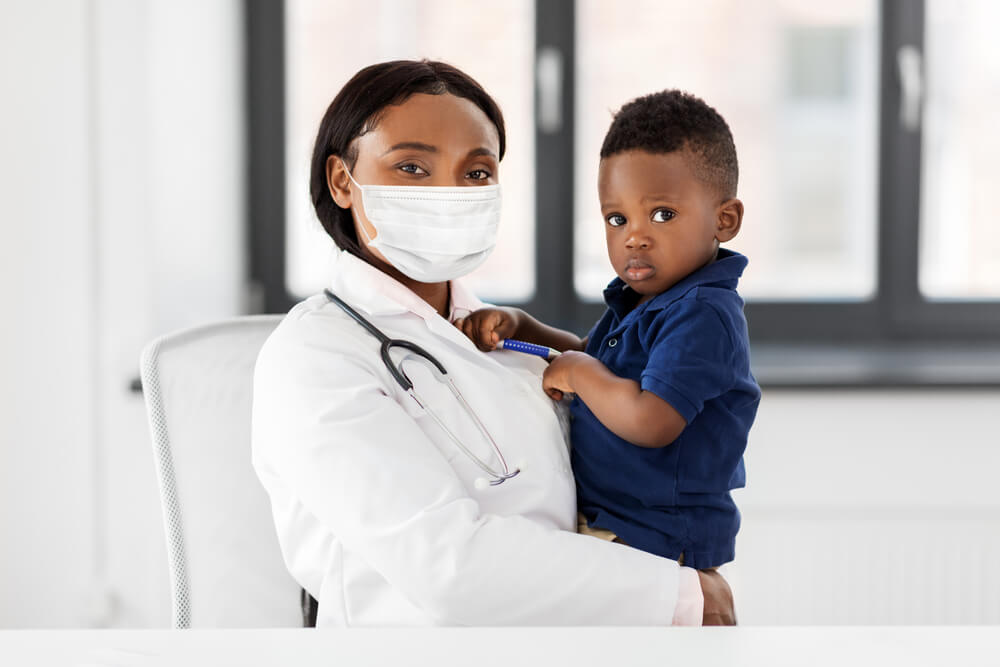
top-left (246, 0), bottom-right (289, 314)
top-left (531, 0), bottom-right (577, 331)
top-left (878, 0), bottom-right (924, 337)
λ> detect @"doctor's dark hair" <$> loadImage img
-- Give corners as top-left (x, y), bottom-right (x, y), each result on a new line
top-left (309, 59), bottom-right (507, 255)
top-left (600, 89), bottom-right (738, 200)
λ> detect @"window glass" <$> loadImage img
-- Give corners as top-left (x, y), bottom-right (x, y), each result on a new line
top-left (285, 0), bottom-right (535, 301)
top-left (574, 0), bottom-right (879, 301)
top-left (920, 0), bottom-right (1000, 299)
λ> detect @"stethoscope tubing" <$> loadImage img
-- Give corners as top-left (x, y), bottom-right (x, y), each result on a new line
top-left (324, 288), bottom-right (445, 391)
top-left (324, 288), bottom-right (520, 486)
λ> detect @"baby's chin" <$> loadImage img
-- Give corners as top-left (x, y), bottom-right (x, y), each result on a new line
top-left (619, 274), bottom-right (681, 302)
top-left (618, 277), bottom-right (657, 301)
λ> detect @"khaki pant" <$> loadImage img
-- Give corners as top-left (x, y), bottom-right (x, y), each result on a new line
top-left (576, 512), bottom-right (620, 542)
top-left (576, 513), bottom-right (716, 570)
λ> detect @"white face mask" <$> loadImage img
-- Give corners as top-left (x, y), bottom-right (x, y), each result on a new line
top-left (347, 170), bottom-right (502, 283)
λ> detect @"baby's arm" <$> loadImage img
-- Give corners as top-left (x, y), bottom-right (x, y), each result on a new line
top-left (542, 351), bottom-right (686, 448)
top-left (455, 307), bottom-right (586, 353)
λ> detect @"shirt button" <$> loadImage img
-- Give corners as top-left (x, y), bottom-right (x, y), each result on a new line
top-left (608, 338), bottom-right (618, 348)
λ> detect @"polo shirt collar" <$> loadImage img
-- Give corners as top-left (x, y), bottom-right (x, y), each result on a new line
top-left (602, 248), bottom-right (748, 319)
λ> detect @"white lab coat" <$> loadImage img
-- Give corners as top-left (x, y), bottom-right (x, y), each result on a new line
top-left (252, 250), bottom-right (699, 626)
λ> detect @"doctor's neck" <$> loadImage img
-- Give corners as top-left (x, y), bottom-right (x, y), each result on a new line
top-left (409, 280), bottom-right (451, 320)
top-left (360, 246), bottom-right (451, 318)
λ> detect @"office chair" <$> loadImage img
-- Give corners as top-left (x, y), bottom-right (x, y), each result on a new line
top-left (140, 315), bottom-right (306, 628)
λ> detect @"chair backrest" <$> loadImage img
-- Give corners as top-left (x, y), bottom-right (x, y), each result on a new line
top-left (140, 315), bottom-right (301, 628)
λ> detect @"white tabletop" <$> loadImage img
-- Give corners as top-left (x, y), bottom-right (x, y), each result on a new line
top-left (2, 627), bottom-right (998, 667)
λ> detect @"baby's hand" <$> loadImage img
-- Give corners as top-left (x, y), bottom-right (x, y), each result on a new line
top-left (541, 350), bottom-right (593, 401)
top-left (454, 307), bottom-right (520, 352)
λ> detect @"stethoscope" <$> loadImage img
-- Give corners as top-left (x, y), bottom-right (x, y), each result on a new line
top-left (324, 288), bottom-right (521, 488)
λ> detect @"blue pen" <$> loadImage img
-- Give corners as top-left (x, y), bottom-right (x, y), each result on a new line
top-left (496, 339), bottom-right (561, 360)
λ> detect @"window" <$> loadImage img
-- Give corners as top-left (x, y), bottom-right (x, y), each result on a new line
top-left (247, 0), bottom-right (1000, 374)
top-left (574, 0), bottom-right (879, 301)
top-left (283, 0), bottom-right (536, 302)
top-left (919, 0), bottom-right (1000, 300)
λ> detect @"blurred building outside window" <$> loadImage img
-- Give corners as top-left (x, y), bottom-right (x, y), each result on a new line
top-left (574, 0), bottom-right (878, 301)
top-left (920, 0), bottom-right (1000, 299)
top-left (285, 0), bottom-right (535, 302)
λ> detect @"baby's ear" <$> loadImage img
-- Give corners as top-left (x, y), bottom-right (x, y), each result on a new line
top-left (326, 155), bottom-right (353, 209)
top-left (715, 198), bottom-right (744, 243)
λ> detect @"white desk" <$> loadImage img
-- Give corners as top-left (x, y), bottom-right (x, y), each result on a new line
top-left (2, 627), bottom-right (998, 667)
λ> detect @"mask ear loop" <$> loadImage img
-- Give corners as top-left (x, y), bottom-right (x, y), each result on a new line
top-left (344, 168), bottom-right (377, 245)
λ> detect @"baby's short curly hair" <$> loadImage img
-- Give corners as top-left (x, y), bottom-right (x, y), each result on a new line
top-left (600, 90), bottom-right (738, 200)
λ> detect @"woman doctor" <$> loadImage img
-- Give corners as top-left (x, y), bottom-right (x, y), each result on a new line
top-left (252, 59), bottom-right (734, 626)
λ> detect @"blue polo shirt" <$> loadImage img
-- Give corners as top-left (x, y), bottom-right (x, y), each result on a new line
top-left (570, 248), bottom-right (760, 569)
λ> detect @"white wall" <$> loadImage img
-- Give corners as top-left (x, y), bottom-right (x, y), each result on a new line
top-left (736, 389), bottom-right (1000, 624)
top-left (0, 0), bottom-right (244, 627)
top-left (0, 0), bottom-right (98, 629)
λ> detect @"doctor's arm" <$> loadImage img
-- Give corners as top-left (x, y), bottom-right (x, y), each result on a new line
top-left (253, 320), bottom-right (696, 626)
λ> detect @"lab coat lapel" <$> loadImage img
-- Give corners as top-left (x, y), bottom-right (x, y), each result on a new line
top-left (328, 250), bottom-right (412, 318)
top-left (329, 250), bottom-right (537, 386)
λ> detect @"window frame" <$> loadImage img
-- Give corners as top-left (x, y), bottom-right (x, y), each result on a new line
top-left (245, 0), bottom-right (1000, 352)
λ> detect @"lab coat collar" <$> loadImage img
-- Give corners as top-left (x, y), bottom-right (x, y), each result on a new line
top-left (448, 277), bottom-right (485, 321)
top-left (328, 249), bottom-right (485, 323)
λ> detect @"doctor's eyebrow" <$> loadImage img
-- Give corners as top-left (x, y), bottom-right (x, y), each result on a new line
top-left (382, 142), bottom-right (437, 155)
top-left (381, 143), bottom-right (497, 160)
top-left (466, 147), bottom-right (498, 160)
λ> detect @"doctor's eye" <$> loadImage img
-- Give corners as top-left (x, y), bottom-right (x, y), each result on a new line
top-left (398, 163), bottom-right (429, 176)
top-left (466, 168), bottom-right (492, 181)
top-left (605, 213), bottom-right (627, 227)
top-left (651, 209), bottom-right (676, 223)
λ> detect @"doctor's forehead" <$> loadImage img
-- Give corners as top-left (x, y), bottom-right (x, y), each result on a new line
top-left (356, 93), bottom-right (500, 158)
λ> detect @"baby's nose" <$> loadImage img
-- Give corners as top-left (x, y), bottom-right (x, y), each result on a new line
top-left (625, 233), bottom-right (651, 249)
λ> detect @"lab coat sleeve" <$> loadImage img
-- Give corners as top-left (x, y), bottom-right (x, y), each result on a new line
top-left (253, 310), bottom-right (690, 626)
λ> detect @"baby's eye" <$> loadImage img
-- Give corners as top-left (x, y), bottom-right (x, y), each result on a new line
top-left (606, 213), bottom-right (627, 227)
top-left (652, 209), bottom-right (676, 223)
top-left (466, 169), bottom-right (492, 181)
top-left (398, 163), bottom-right (428, 176)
